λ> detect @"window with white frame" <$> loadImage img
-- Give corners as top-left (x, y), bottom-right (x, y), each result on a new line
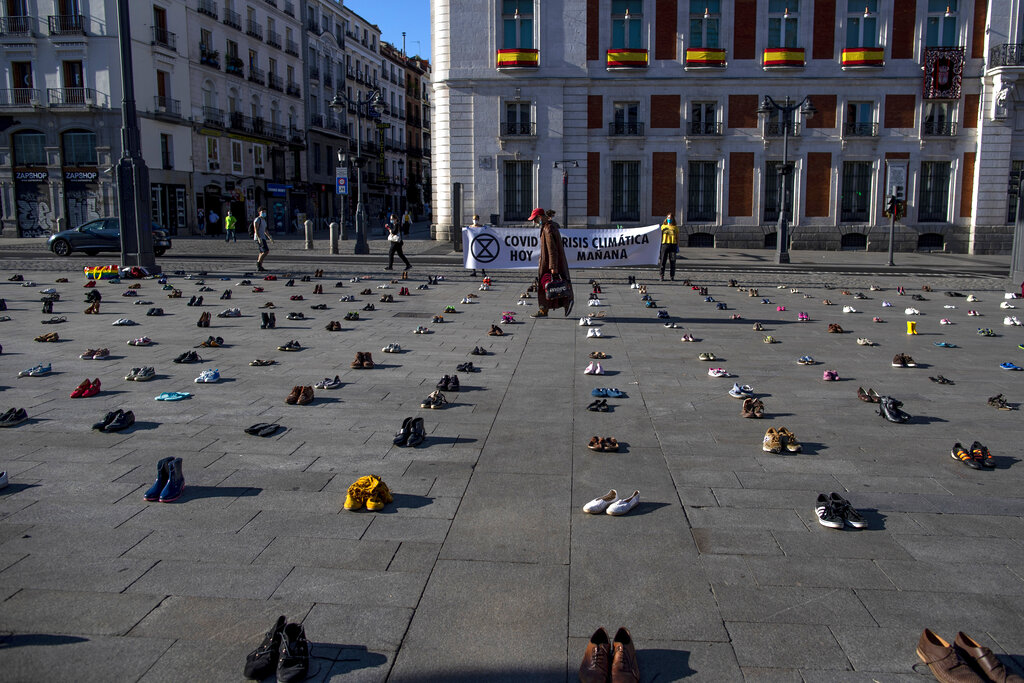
top-left (503, 100), bottom-right (532, 135)
top-left (253, 144), bottom-right (265, 175)
top-left (840, 161), bottom-right (872, 222)
top-left (206, 136), bottom-right (220, 170)
top-left (926, 0), bottom-right (958, 47)
top-left (845, 101), bottom-right (875, 135)
top-left (845, 0), bottom-right (878, 48)
top-left (611, 161), bottom-right (641, 221)
top-left (689, 0), bottom-right (720, 48)
top-left (767, 0), bottom-right (799, 48)
top-left (501, 0), bottom-right (533, 49)
top-left (612, 101), bottom-right (641, 135)
top-left (690, 102), bottom-right (718, 135)
top-left (503, 160), bottom-right (533, 221)
top-left (687, 161), bottom-right (717, 222)
top-left (919, 161), bottom-right (951, 221)
top-left (231, 139), bottom-right (243, 174)
top-left (612, 0), bottom-right (643, 49)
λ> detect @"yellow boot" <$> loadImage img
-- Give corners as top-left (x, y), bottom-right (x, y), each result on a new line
top-left (907, 321), bottom-right (918, 335)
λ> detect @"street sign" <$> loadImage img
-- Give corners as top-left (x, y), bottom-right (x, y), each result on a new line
top-left (335, 166), bottom-right (347, 180)
top-left (336, 177), bottom-right (349, 195)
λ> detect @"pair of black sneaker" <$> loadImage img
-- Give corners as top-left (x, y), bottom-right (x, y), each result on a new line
top-left (92, 409), bottom-right (135, 433)
top-left (220, 289), bottom-right (232, 300)
top-left (455, 362), bottom-right (479, 373)
top-left (815, 492), bottom-right (867, 529)
top-left (260, 312), bottom-right (277, 329)
top-left (586, 399), bottom-right (610, 412)
top-left (469, 346), bottom-right (488, 356)
top-left (0, 407), bottom-right (28, 427)
top-left (173, 350), bottom-right (202, 364)
top-left (877, 396), bottom-right (910, 423)
top-left (186, 295), bottom-right (203, 306)
top-left (436, 374), bottom-right (460, 391)
top-left (394, 417), bottom-right (426, 447)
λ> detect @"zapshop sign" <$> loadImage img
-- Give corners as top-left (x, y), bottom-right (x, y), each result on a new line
top-left (462, 225), bottom-right (661, 270)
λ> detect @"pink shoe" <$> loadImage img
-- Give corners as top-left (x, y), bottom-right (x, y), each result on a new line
top-left (776, 305), bottom-right (786, 312)
top-left (873, 317), bottom-right (884, 323)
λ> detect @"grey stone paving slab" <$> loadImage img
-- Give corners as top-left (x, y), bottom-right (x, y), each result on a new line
top-left (712, 585), bottom-right (877, 626)
top-left (271, 566), bottom-right (427, 607)
top-left (855, 589), bottom-right (1024, 633)
top-left (771, 529), bottom-right (917, 560)
top-left (830, 624), bottom-right (937, 677)
top-left (686, 506), bottom-right (809, 532)
top-left (439, 471), bottom-right (570, 564)
top-left (0, 522), bottom-right (152, 559)
top-left (750, 556), bottom-right (896, 590)
top-left (252, 536), bottom-right (399, 571)
top-left (126, 559), bottom-right (292, 600)
top-left (726, 621), bottom-right (851, 670)
top-left (361, 515), bottom-right (451, 543)
top-left (128, 595), bottom-right (311, 642)
top-left (302, 603), bottom-right (414, 653)
top-left (691, 528), bottom-right (784, 556)
top-left (0, 634), bottom-right (173, 682)
top-left (0, 588), bottom-right (164, 637)
top-left (388, 559), bottom-right (567, 683)
top-left (890, 534), bottom-right (1024, 564)
top-left (875, 558), bottom-right (1024, 595)
top-left (122, 529), bottom-right (274, 564)
top-left (0, 553), bottom-right (157, 593)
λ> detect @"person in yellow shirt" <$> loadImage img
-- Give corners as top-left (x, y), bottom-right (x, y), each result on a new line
top-left (223, 211), bottom-right (237, 243)
top-left (659, 213), bottom-right (679, 281)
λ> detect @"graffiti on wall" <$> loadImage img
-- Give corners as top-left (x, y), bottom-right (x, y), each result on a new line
top-left (65, 188), bottom-right (100, 228)
top-left (16, 187), bottom-right (54, 237)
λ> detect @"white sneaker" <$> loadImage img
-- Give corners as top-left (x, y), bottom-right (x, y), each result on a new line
top-left (1001, 301), bottom-right (1015, 309)
top-left (1004, 316), bottom-right (1015, 326)
top-left (586, 328), bottom-right (596, 337)
top-left (967, 294), bottom-right (978, 302)
top-left (842, 305), bottom-right (856, 313)
top-left (583, 489), bottom-right (617, 514)
top-left (594, 362), bottom-right (604, 375)
top-left (904, 308), bottom-right (920, 315)
top-left (1006, 293), bottom-right (1020, 299)
top-left (606, 490), bottom-right (640, 516)
top-left (593, 328), bottom-right (602, 337)
top-left (590, 299), bottom-right (601, 306)
top-left (708, 367), bottom-right (730, 378)
top-left (584, 361), bottom-right (596, 374)
top-left (1013, 316), bottom-right (1023, 326)
top-left (944, 305), bottom-right (956, 309)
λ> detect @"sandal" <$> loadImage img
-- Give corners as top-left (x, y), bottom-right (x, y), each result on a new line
top-left (928, 375), bottom-right (954, 385)
top-left (41, 316), bottom-right (67, 324)
top-left (587, 436), bottom-right (603, 452)
top-left (602, 437), bottom-right (620, 452)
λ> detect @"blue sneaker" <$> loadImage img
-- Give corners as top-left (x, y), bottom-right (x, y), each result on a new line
top-left (159, 457), bottom-right (185, 502)
top-left (144, 457), bottom-right (174, 501)
top-left (1000, 362), bottom-right (1022, 371)
top-left (933, 341), bottom-right (957, 348)
top-left (591, 388), bottom-right (608, 397)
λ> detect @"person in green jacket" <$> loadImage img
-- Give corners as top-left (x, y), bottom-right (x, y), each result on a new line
top-left (224, 211), bottom-right (237, 242)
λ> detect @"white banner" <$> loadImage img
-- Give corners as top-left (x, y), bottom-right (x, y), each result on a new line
top-left (462, 225), bottom-right (661, 270)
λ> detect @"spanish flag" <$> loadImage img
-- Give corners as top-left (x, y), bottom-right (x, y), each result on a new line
top-left (840, 48), bottom-right (884, 67)
top-left (685, 48), bottom-right (727, 66)
top-left (496, 49), bottom-right (539, 68)
top-left (606, 48), bottom-right (649, 68)
top-left (762, 47), bottom-right (805, 67)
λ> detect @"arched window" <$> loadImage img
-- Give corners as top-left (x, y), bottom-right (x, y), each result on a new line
top-left (61, 129), bottom-right (97, 165)
top-left (11, 130), bottom-right (47, 166)
top-left (251, 95), bottom-right (262, 120)
top-left (270, 100), bottom-right (280, 126)
top-left (288, 106), bottom-right (297, 128)
top-left (202, 80), bottom-right (217, 110)
top-left (228, 88), bottom-right (239, 113)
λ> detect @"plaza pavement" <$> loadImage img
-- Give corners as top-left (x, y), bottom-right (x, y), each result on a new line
top-left (0, 238), bottom-right (1022, 682)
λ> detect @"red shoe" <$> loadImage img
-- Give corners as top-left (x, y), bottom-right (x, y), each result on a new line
top-left (264, 275), bottom-right (277, 281)
top-left (81, 378), bottom-right (101, 397)
top-left (252, 286), bottom-right (264, 293)
top-left (70, 378), bottom-right (91, 398)
top-left (83, 280), bottom-right (96, 288)
top-left (290, 295), bottom-right (303, 301)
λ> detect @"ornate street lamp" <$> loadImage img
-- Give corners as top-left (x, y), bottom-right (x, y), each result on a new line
top-left (757, 95), bottom-right (816, 264)
top-left (330, 89), bottom-right (383, 254)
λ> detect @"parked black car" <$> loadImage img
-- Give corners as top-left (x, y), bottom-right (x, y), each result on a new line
top-left (47, 218), bottom-right (171, 257)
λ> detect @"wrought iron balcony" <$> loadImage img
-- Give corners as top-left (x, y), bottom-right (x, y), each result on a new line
top-left (500, 122), bottom-right (536, 136)
top-left (152, 26), bottom-right (176, 50)
top-left (153, 95), bottom-right (181, 117)
top-left (289, 126), bottom-right (303, 143)
top-left (48, 14), bottom-right (85, 35)
top-left (248, 66), bottom-right (265, 85)
top-left (0, 16), bottom-right (32, 35)
top-left (286, 82), bottom-right (301, 98)
top-left (763, 121), bottom-right (801, 137)
top-left (200, 45), bottom-right (220, 68)
top-left (609, 121), bottom-right (645, 136)
top-left (223, 8), bottom-right (241, 30)
top-left (284, 1), bottom-right (294, 17)
top-left (203, 105), bottom-right (225, 127)
top-left (197, 0), bottom-right (217, 19)
top-left (47, 87), bottom-right (99, 107)
top-left (688, 121), bottom-right (723, 136)
top-left (225, 55), bottom-right (244, 77)
top-left (311, 113), bottom-right (325, 128)
top-left (0, 88), bottom-right (41, 107)
top-left (229, 111), bottom-right (249, 132)
top-left (285, 38), bottom-right (298, 56)
top-left (990, 43), bottom-right (1024, 68)
top-left (922, 121), bottom-right (957, 137)
top-left (246, 20), bottom-right (262, 40)
top-left (267, 29), bottom-right (281, 48)
top-left (843, 122), bottom-right (879, 137)
top-left (267, 73), bottom-right (283, 91)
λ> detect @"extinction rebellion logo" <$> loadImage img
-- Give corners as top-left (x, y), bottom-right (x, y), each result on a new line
top-left (470, 232), bottom-right (500, 264)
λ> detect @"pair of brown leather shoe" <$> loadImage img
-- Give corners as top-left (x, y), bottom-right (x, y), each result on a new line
top-left (285, 386), bottom-right (314, 405)
top-left (351, 352), bottom-right (374, 369)
top-left (916, 628), bottom-right (1021, 682)
top-left (579, 627), bottom-right (639, 683)
top-left (741, 397), bottom-right (764, 418)
top-left (84, 302), bottom-right (100, 314)
top-left (197, 311), bottom-right (211, 327)
top-left (325, 321), bottom-right (341, 331)
top-left (857, 387), bottom-right (881, 403)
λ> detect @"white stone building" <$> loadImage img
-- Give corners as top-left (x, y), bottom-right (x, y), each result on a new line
top-left (431, 0), bottom-right (1024, 254)
top-left (0, 0), bottom-right (124, 237)
top-left (381, 40), bottom-right (408, 218)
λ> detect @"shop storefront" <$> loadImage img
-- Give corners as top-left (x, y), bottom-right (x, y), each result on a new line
top-left (152, 183), bottom-right (188, 236)
top-left (62, 167), bottom-right (101, 229)
top-left (13, 168), bottom-right (52, 238)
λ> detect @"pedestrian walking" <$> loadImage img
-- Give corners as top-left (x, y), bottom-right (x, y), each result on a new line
top-left (251, 207), bottom-right (272, 272)
top-left (659, 212), bottom-right (679, 281)
top-left (224, 211), bottom-right (237, 243)
top-left (530, 208), bottom-right (573, 318)
top-left (385, 217), bottom-right (412, 271)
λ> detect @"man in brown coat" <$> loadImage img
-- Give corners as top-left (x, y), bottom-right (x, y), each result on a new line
top-left (530, 208), bottom-right (574, 317)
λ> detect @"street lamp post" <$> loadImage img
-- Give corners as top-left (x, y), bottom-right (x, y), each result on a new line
top-left (330, 90), bottom-right (383, 255)
top-left (757, 95), bottom-right (816, 265)
top-left (553, 160), bottom-right (579, 227)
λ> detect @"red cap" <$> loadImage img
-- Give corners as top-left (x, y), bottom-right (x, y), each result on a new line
top-left (528, 207), bottom-right (545, 221)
